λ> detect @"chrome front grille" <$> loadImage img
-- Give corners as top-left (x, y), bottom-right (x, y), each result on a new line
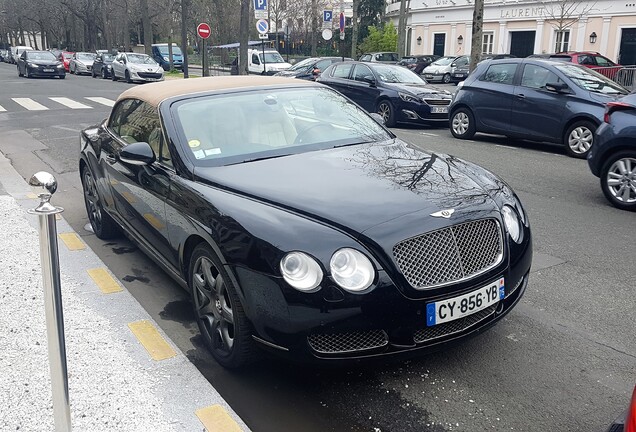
top-left (414, 305), bottom-right (497, 343)
top-left (393, 219), bottom-right (503, 289)
top-left (307, 330), bottom-right (388, 354)
top-left (424, 99), bottom-right (451, 106)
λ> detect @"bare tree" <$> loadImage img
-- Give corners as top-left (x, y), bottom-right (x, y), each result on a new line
top-left (396, 0), bottom-right (409, 57)
top-left (540, 0), bottom-right (597, 33)
top-left (469, 0), bottom-right (483, 71)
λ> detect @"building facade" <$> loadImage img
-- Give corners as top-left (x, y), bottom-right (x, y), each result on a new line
top-left (387, 0), bottom-right (636, 64)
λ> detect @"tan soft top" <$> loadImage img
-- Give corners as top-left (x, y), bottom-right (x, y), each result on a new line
top-left (116, 76), bottom-right (314, 107)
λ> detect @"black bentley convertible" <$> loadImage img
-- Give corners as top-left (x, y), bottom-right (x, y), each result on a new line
top-left (79, 77), bottom-right (532, 368)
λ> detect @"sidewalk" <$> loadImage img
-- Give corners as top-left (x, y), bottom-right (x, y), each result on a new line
top-left (0, 152), bottom-right (250, 431)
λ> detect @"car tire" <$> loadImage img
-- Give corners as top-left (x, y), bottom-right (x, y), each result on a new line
top-left (70, 65), bottom-right (74, 74)
top-left (600, 151), bottom-right (636, 211)
top-left (102, 68), bottom-right (107, 79)
top-left (443, 73), bottom-right (451, 84)
top-left (60, 75), bottom-right (65, 79)
top-left (189, 243), bottom-right (258, 369)
top-left (564, 120), bottom-right (596, 159)
top-left (450, 107), bottom-right (476, 139)
top-left (91, 69), bottom-right (96, 78)
top-left (377, 100), bottom-right (396, 127)
top-left (112, 70), bottom-right (118, 81)
top-left (125, 70), bottom-right (132, 83)
top-left (81, 166), bottom-right (119, 239)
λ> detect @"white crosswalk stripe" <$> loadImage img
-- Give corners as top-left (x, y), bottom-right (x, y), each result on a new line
top-left (0, 105), bottom-right (5, 112)
top-left (12, 98), bottom-right (49, 111)
top-left (85, 97), bottom-right (116, 107)
top-left (49, 97), bottom-right (91, 109)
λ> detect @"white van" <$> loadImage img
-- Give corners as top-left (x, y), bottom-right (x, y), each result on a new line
top-left (247, 48), bottom-right (291, 75)
top-left (11, 46), bottom-right (33, 64)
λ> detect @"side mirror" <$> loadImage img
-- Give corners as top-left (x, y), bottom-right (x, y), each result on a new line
top-left (370, 113), bottom-right (385, 125)
top-left (451, 63), bottom-right (457, 67)
top-left (119, 142), bottom-right (155, 166)
top-left (363, 76), bottom-right (376, 86)
top-left (545, 82), bottom-right (568, 93)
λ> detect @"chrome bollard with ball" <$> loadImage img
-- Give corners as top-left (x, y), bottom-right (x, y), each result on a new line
top-left (27, 172), bottom-right (72, 432)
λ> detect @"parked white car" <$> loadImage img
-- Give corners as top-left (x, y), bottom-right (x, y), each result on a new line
top-left (423, 55), bottom-right (468, 83)
top-left (69, 52), bottom-right (97, 75)
top-left (111, 52), bottom-right (164, 83)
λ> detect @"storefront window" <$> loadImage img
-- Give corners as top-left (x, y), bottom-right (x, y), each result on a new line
top-left (555, 30), bottom-right (570, 53)
top-left (482, 33), bottom-right (494, 54)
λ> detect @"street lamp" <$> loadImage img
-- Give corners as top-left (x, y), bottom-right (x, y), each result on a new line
top-left (417, 36), bottom-right (422, 45)
top-left (589, 32), bottom-right (597, 44)
top-left (457, 35), bottom-right (463, 45)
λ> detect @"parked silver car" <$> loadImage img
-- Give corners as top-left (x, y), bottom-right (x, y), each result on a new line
top-left (111, 52), bottom-right (164, 83)
top-left (423, 55), bottom-right (468, 83)
top-left (70, 52), bottom-right (97, 75)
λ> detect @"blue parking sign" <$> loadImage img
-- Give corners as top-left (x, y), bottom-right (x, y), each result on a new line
top-left (254, 0), bottom-right (267, 10)
top-left (323, 10), bottom-right (332, 22)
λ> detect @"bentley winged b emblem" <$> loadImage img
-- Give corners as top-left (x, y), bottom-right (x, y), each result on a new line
top-left (430, 209), bottom-right (455, 219)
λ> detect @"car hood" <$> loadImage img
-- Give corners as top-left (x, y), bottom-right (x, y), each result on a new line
top-left (588, 91), bottom-right (624, 104)
top-left (424, 65), bottom-right (450, 73)
top-left (193, 140), bottom-right (499, 235)
top-left (29, 60), bottom-right (60, 66)
top-left (384, 82), bottom-right (452, 97)
top-left (265, 62), bottom-right (292, 71)
top-left (275, 69), bottom-right (307, 77)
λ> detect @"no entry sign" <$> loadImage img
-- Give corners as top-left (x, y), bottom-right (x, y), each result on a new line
top-left (197, 23), bottom-right (211, 39)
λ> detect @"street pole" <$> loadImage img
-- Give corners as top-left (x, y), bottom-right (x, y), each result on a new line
top-left (262, 40), bottom-right (266, 74)
top-left (181, 0), bottom-right (189, 78)
top-left (202, 38), bottom-right (207, 76)
top-left (27, 172), bottom-right (71, 432)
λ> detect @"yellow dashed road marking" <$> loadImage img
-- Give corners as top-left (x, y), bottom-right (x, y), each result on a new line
top-left (128, 320), bottom-right (176, 361)
top-left (58, 232), bottom-right (86, 251)
top-left (196, 405), bottom-right (243, 432)
top-left (87, 268), bottom-right (123, 294)
top-left (143, 213), bottom-right (165, 230)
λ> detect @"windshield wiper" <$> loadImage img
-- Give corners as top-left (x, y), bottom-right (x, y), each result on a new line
top-left (230, 153), bottom-right (292, 165)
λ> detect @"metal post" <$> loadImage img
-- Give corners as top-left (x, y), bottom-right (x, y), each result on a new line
top-left (262, 41), bottom-right (266, 75)
top-left (27, 172), bottom-right (71, 432)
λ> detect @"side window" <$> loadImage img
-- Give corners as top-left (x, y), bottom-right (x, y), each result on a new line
top-left (118, 101), bottom-right (159, 146)
top-left (481, 63), bottom-right (517, 85)
top-left (352, 64), bottom-right (374, 82)
top-left (521, 64), bottom-right (561, 89)
top-left (252, 54), bottom-right (260, 65)
top-left (332, 63), bottom-right (353, 78)
top-left (108, 99), bottom-right (136, 136)
top-left (578, 55), bottom-right (594, 65)
top-left (594, 56), bottom-right (613, 67)
top-left (457, 57), bottom-right (469, 67)
top-left (315, 59), bottom-right (331, 71)
top-left (359, 55), bottom-right (371, 61)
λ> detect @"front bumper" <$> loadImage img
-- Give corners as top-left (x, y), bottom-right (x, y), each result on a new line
top-left (130, 70), bottom-right (165, 82)
top-left (233, 229), bottom-right (532, 363)
top-left (423, 72), bottom-right (449, 82)
top-left (394, 98), bottom-right (452, 124)
top-left (27, 66), bottom-right (66, 77)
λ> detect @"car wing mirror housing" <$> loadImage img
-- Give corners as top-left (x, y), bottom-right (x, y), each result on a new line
top-left (545, 82), bottom-right (569, 93)
top-left (363, 77), bottom-right (376, 86)
top-left (119, 142), bottom-right (156, 165)
top-left (370, 112), bottom-right (385, 125)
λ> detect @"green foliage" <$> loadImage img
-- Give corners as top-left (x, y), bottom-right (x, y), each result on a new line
top-left (357, 0), bottom-right (386, 41)
top-left (358, 22), bottom-right (398, 54)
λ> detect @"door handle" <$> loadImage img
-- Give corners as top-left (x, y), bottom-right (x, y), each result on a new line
top-left (516, 94), bottom-right (526, 99)
top-left (105, 155), bottom-right (117, 164)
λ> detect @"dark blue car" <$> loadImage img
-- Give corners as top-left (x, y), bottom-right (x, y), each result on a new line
top-left (317, 61), bottom-right (452, 127)
top-left (152, 43), bottom-right (183, 71)
top-left (587, 93), bottom-right (636, 211)
top-left (449, 58), bottom-right (628, 158)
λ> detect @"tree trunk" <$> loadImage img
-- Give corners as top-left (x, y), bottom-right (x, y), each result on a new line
top-left (397, 0), bottom-right (407, 57)
top-left (310, 0), bottom-right (317, 56)
top-left (140, 0), bottom-right (153, 55)
top-left (469, 0), bottom-right (484, 71)
top-left (181, 0), bottom-right (189, 77)
top-left (351, 0), bottom-right (358, 58)
top-left (239, 0), bottom-right (249, 75)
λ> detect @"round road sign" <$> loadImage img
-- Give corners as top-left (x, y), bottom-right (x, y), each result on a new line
top-left (256, 19), bottom-right (269, 34)
top-left (197, 23), bottom-right (211, 39)
top-left (322, 29), bottom-right (333, 41)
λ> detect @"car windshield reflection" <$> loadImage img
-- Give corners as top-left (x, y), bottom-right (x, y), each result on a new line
top-left (173, 87), bottom-right (391, 166)
top-left (374, 65), bottom-right (425, 84)
top-left (556, 64), bottom-right (628, 95)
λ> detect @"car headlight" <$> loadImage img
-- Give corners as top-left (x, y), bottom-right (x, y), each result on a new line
top-left (330, 248), bottom-right (375, 292)
top-left (163, 56), bottom-right (169, 61)
top-left (57, 64), bottom-right (64, 68)
top-left (28, 63), bottom-right (38, 68)
top-left (280, 252), bottom-right (323, 291)
top-left (502, 205), bottom-right (521, 243)
top-left (399, 92), bottom-right (420, 103)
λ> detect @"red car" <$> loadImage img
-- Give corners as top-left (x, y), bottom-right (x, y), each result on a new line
top-left (608, 385), bottom-right (636, 432)
top-left (57, 51), bottom-right (74, 72)
top-left (555, 51), bottom-right (622, 79)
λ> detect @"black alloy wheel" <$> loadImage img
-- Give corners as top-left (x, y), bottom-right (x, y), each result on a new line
top-left (450, 107), bottom-right (476, 139)
top-left (189, 244), bottom-right (257, 369)
top-left (81, 167), bottom-right (119, 239)
top-left (377, 100), bottom-right (396, 127)
top-left (600, 151), bottom-right (636, 211)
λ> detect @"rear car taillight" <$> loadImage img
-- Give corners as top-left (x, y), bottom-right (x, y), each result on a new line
top-left (604, 101), bottom-right (633, 123)
top-left (626, 386), bottom-right (636, 432)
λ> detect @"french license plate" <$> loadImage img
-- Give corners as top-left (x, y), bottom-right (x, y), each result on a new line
top-left (432, 106), bottom-right (448, 114)
top-left (43, 69), bottom-right (54, 72)
top-left (426, 277), bottom-right (505, 326)
top-left (455, 74), bottom-right (464, 78)
top-left (425, 74), bottom-right (433, 79)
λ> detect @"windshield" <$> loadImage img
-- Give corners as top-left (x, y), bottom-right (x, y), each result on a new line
top-left (27, 51), bottom-right (56, 61)
top-left (400, 57), bottom-right (417, 64)
top-left (288, 58), bottom-right (318, 71)
top-left (432, 57), bottom-right (455, 66)
top-left (555, 64), bottom-right (628, 95)
top-left (373, 65), bottom-right (426, 84)
top-left (259, 52), bottom-right (285, 63)
top-left (158, 46), bottom-right (183, 55)
top-left (101, 54), bottom-right (114, 61)
top-left (127, 54), bottom-right (157, 65)
top-left (173, 87), bottom-right (390, 166)
top-left (78, 53), bottom-right (96, 60)
top-left (63, 53), bottom-right (73, 59)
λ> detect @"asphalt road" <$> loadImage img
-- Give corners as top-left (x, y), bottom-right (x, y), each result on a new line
top-left (0, 61), bottom-right (633, 432)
